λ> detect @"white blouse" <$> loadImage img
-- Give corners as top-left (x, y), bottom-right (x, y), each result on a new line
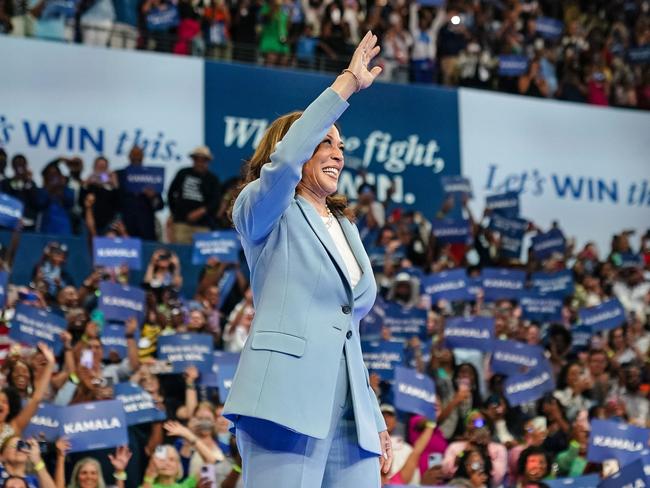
top-left (322, 217), bottom-right (362, 288)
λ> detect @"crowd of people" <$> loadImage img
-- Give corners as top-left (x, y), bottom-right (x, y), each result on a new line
top-left (0, 139), bottom-right (648, 487)
top-left (1, 0), bottom-right (649, 108)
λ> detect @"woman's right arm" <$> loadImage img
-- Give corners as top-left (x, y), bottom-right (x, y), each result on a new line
top-left (234, 31), bottom-right (382, 243)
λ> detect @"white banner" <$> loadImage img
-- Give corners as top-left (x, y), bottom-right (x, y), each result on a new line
top-left (0, 37), bottom-right (204, 187)
top-left (459, 88), bottom-right (650, 255)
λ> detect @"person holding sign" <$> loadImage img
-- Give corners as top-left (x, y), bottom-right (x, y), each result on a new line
top-left (223, 32), bottom-right (390, 487)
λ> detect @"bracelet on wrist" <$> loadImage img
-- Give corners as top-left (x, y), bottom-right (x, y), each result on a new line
top-left (34, 460), bottom-right (46, 472)
top-left (114, 471), bottom-right (127, 481)
top-left (186, 382), bottom-right (196, 389)
top-left (144, 476), bottom-right (155, 484)
top-left (425, 421), bottom-right (437, 429)
top-left (341, 69), bottom-right (360, 93)
top-left (231, 465), bottom-right (242, 474)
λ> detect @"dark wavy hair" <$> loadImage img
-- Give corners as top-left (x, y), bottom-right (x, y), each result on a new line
top-left (1, 387), bottom-right (24, 423)
top-left (455, 447), bottom-right (492, 485)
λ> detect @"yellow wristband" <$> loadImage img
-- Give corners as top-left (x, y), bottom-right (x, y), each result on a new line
top-left (144, 476), bottom-right (155, 484)
top-left (232, 465), bottom-right (242, 474)
top-left (114, 471), bottom-right (127, 481)
top-left (425, 421), bottom-right (437, 429)
top-left (34, 461), bottom-right (46, 472)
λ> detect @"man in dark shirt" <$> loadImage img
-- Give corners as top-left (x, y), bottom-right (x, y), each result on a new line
top-left (168, 146), bottom-right (221, 244)
top-left (0, 154), bottom-right (40, 231)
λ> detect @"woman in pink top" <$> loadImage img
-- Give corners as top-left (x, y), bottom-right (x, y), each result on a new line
top-left (407, 398), bottom-right (449, 476)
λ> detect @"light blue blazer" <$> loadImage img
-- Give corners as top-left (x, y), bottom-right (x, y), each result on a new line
top-left (223, 88), bottom-right (386, 455)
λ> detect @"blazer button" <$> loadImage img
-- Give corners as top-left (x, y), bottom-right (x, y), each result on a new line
top-left (346, 331), bottom-right (352, 339)
top-left (342, 305), bottom-right (352, 314)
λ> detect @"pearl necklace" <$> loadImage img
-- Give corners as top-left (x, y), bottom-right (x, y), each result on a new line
top-left (323, 206), bottom-right (335, 229)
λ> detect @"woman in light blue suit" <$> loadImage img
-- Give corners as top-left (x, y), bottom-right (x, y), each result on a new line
top-left (223, 32), bottom-right (393, 487)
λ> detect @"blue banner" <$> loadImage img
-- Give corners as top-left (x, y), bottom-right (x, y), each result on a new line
top-left (359, 303), bottom-right (385, 341)
top-left (489, 214), bottom-right (528, 259)
top-left (520, 292), bottom-right (563, 323)
top-left (416, 0), bottom-right (443, 6)
top-left (393, 366), bottom-right (436, 420)
top-left (481, 267), bottom-right (526, 301)
top-left (531, 229), bottom-right (566, 259)
top-left (157, 333), bottom-right (214, 374)
top-left (491, 340), bottom-right (544, 375)
top-left (123, 166), bottom-right (165, 194)
top-left (146, 5), bottom-right (179, 31)
top-left (383, 302), bottom-right (427, 341)
top-left (200, 350), bottom-right (240, 390)
top-left (60, 400), bottom-right (128, 452)
top-left (588, 419), bottom-right (650, 465)
top-left (114, 382), bottom-right (166, 426)
top-left (0, 193), bottom-right (24, 230)
top-left (421, 269), bottom-right (472, 303)
top-left (23, 403), bottom-right (61, 442)
top-left (620, 253), bottom-right (644, 269)
top-left (536, 17), bottom-right (564, 39)
top-left (430, 218), bottom-right (471, 244)
top-left (444, 316), bottom-right (494, 351)
top-left (498, 55), bottom-right (529, 77)
top-left (545, 475), bottom-right (600, 488)
top-left (441, 175), bottom-right (472, 198)
top-left (598, 459), bottom-right (647, 488)
top-left (486, 191), bottom-right (520, 218)
top-left (504, 360), bottom-right (555, 406)
top-left (361, 340), bottom-right (404, 381)
top-left (192, 230), bottom-right (241, 265)
top-left (42, 0), bottom-right (78, 18)
top-left (99, 281), bottom-right (145, 323)
top-left (0, 271), bottom-right (7, 309)
top-left (10, 304), bottom-right (66, 354)
top-left (93, 237), bottom-right (142, 270)
top-left (571, 324), bottom-right (592, 350)
top-left (629, 46), bottom-right (650, 64)
top-left (530, 270), bottom-right (574, 297)
top-left (101, 324), bottom-right (131, 360)
top-left (579, 299), bottom-right (626, 333)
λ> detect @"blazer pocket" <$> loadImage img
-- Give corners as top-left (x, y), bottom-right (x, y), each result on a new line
top-left (250, 331), bottom-right (307, 358)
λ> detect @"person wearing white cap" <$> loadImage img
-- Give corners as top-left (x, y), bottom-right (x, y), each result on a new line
top-left (167, 145), bottom-right (221, 244)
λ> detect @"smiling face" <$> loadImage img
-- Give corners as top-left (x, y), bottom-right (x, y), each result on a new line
top-left (10, 362), bottom-right (30, 391)
top-left (77, 461), bottom-right (100, 488)
top-left (299, 126), bottom-right (344, 200)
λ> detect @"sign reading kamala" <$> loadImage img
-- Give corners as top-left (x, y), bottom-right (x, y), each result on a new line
top-left (60, 400), bottom-right (128, 452)
top-left (498, 55), bottom-right (529, 77)
top-left (481, 267), bottom-right (526, 301)
top-left (491, 340), bottom-right (544, 375)
top-left (520, 292), bottom-right (563, 323)
top-left (460, 89), bottom-right (650, 254)
top-left (10, 304), bottom-right (66, 354)
top-left (579, 299), bottom-right (626, 332)
top-left (361, 340), bottom-right (404, 381)
top-left (486, 191), bottom-right (520, 218)
top-left (157, 333), bottom-right (214, 374)
top-left (490, 214), bottom-right (528, 259)
top-left (545, 475), bottom-right (600, 488)
top-left (101, 324), bottom-right (139, 360)
top-left (598, 460), bottom-right (647, 488)
top-left (504, 360), bottom-right (555, 406)
top-left (93, 237), bottom-right (142, 270)
top-left (383, 302), bottom-right (427, 341)
top-left (444, 316), bottom-right (494, 351)
top-left (0, 271), bottom-right (7, 309)
top-left (530, 270), bottom-right (574, 297)
top-left (204, 62), bottom-right (461, 221)
top-left (0, 38), bottom-right (203, 189)
top-left (393, 366), bottom-right (436, 420)
top-left (99, 281), bottom-right (145, 323)
top-left (124, 166), bottom-right (165, 194)
top-left (572, 325), bottom-right (592, 350)
top-left (588, 420), bottom-right (650, 465)
top-left (192, 230), bottom-right (241, 265)
top-left (0, 193), bottom-right (24, 230)
top-left (114, 382), bottom-right (166, 426)
top-left (421, 269), bottom-right (472, 303)
top-left (24, 403), bottom-right (61, 442)
top-left (531, 228), bottom-right (566, 260)
top-left (441, 175), bottom-right (472, 198)
top-left (431, 218), bottom-right (471, 244)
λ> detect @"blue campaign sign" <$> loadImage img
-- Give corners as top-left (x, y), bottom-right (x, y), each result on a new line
top-left (360, 304), bottom-right (385, 341)
top-left (361, 340), bottom-right (404, 381)
top-left (491, 339), bottom-right (544, 375)
top-left (60, 400), bottom-right (128, 453)
top-left (486, 191), bottom-right (520, 218)
top-left (629, 46), bottom-right (650, 64)
top-left (114, 382), bottom-right (166, 426)
top-left (571, 324), bottom-right (592, 350)
top-left (157, 333), bottom-right (214, 374)
top-left (531, 270), bottom-right (574, 297)
top-left (545, 475), bottom-right (600, 488)
top-left (99, 281), bottom-right (145, 323)
top-left (430, 218), bottom-right (471, 244)
top-left (504, 360), bottom-right (555, 406)
top-left (588, 419), bottom-right (650, 466)
top-left (123, 166), bottom-right (165, 194)
top-left (579, 299), bottom-right (626, 333)
top-left (441, 175), bottom-right (472, 198)
top-left (393, 366), bottom-right (436, 420)
top-left (146, 5), bottom-right (179, 31)
top-left (192, 230), bottom-right (241, 265)
top-left (0, 193), bottom-right (24, 229)
top-left (599, 459), bottom-right (647, 488)
top-left (498, 55), bottom-right (529, 77)
top-left (520, 292), bottom-right (563, 323)
top-left (10, 304), bottom-right (66, 354)
top-left (42, 0), bottom-right (78, 18)
top-left (481, 267), bottom-right (526, 301)
top-left (383, 302), bottom-right (427, 341)
top-left (421, 269), bottom-right (471, 303)
top-left (217, 270), bottom-right (237, 309)
top-left (0, 271), bottom-right (8, 309)
top-left (620, 253), bottom-right (644, 269)
top-left (93, 237), bottom-right (142, 270)
top-left (531, 229), bottom-right (566, 260)
top-left (23, 403), bottom-right (61, 442)
top-left (416, 0), bottom-right (443, 6)
top-left (200, 350), bottom-right (240, 388)
top-left (444, 316), bottom-right (494, 352)
top-left (204, 61), bottom-right (462, 223)
top-left (536, 17), bottom-right (564, 39)
top-left (101, 324), bottom-right (135, 360)
top-left (489, 214), bottom-right (527, 259)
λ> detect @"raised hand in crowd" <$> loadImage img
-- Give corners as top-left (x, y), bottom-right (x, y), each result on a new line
top-left (108, 445), bottom-right (133, 488)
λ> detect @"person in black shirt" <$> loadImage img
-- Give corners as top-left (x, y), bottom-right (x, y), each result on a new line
top-left (0, 154), bottom-right (40, 231)
top-left (168, 145), bottom-right (221, 244)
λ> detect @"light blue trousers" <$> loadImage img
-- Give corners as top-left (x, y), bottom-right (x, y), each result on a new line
top-left (235, 353), bottom-right (381, 488)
